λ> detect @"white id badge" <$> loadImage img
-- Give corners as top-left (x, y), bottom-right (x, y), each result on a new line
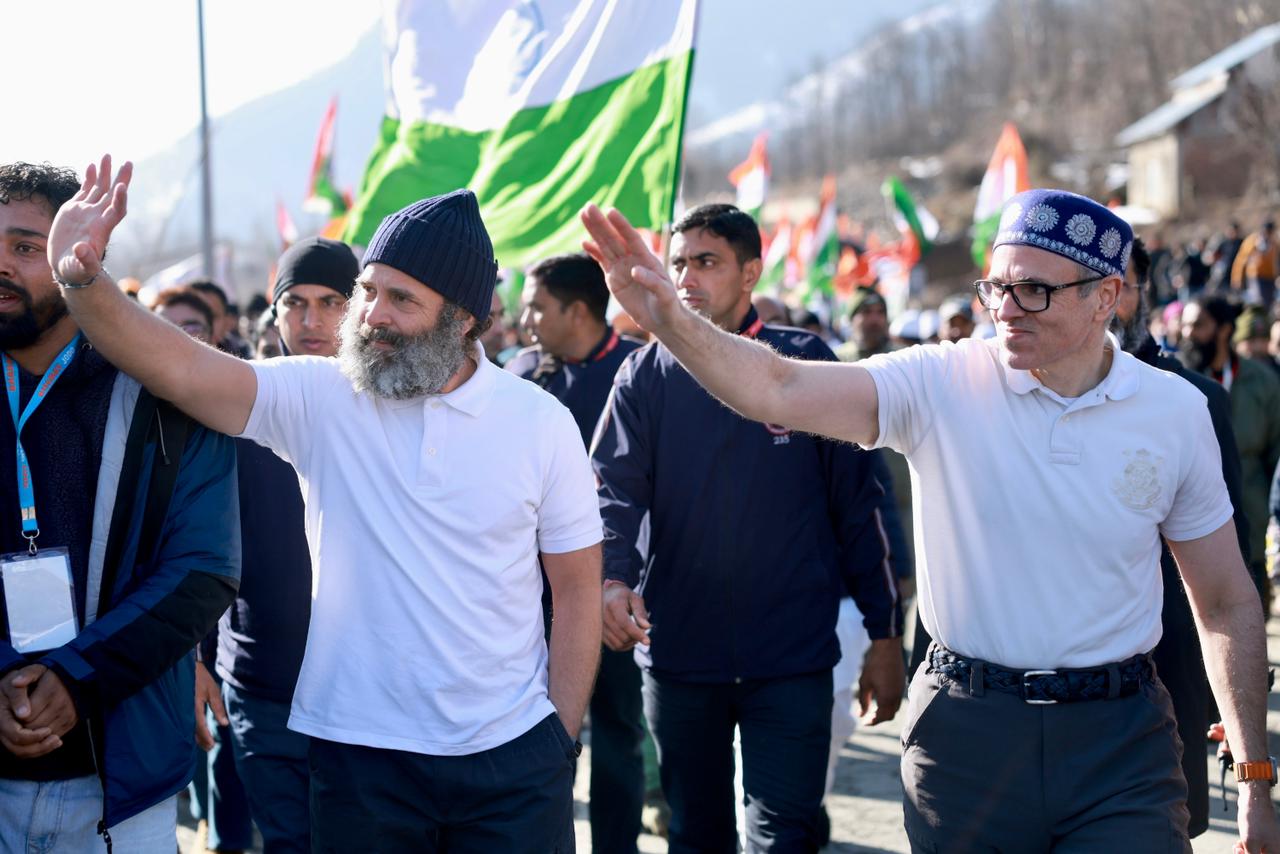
top-left (1, 547), bottom-right (78, 654)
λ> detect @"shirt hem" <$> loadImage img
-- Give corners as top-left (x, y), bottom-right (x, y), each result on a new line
top-left (287, 699), bottom-right (557, 757)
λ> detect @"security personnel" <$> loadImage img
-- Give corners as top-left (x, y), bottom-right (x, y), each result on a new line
top-left (507, 252), bottom-right (644, 854)
top-left (508, 253), bottom-right (640, 446)
top-left (591, 203), bottom-right (904, 853)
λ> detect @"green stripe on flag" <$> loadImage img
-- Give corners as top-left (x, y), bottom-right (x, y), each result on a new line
top-left (344, 53), bottom-right (693, 268)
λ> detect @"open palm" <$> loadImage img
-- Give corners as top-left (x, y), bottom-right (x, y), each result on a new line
top-left (47, 154), bottom-right (132, 286)
top-left (580, 204), bottom-right (681, 333)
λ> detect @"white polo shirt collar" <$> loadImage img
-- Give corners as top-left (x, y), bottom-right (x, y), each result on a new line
top-left (433, 342), bottom-right (496, 417)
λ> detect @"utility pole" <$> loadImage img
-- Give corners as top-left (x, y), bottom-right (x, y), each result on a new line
top-left (197, 0), bottom-right (215, 278)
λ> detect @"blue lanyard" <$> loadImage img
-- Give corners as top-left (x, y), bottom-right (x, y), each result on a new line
top-left (3, 335), bottom-right (80, 553)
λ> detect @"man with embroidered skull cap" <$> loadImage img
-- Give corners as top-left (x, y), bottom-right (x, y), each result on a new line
top-left (581, 188), bottom-right (1279, 852)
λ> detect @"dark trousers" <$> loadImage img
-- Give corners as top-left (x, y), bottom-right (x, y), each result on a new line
top-left (589, 648), bottom-right (645, 854)
top-left (642, 669), bottom-right (833, 854)
top-left (222, 682), bottom-right (310, 854)
top-left (901, 662), bottom-right (1191, 853)
top-left (309, 713), bottom-right (575, 853)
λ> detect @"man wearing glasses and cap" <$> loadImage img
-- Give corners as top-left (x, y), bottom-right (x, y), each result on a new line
top-left (582, 188), bottom-right (1279, 851)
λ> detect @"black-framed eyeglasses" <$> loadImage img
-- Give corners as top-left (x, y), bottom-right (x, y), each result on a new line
top-left (973, 275), bottom-right (1104, 313)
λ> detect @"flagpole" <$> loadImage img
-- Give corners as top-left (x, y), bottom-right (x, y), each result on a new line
top-left (196, 0), bottom-right (215, 280)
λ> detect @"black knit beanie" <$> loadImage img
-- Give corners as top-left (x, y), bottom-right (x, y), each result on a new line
top-left (361, 189), bottom-right (498, 323)
top-left (274, 237), bottom-right (359, 301)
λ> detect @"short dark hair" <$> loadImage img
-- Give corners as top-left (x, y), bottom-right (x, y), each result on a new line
top-left (0, 162), bottom-right (81, 215)
top-left (527, 252), bottom-right (609, 323)
top-left (154, 287), bottom-right (215, 330)
top-left (672, 203), bottom-right (761, 264)
top-left (1190, 293), bottom-right (1242, 330)
top-left (1129, 237), bottom-right (1150, 285)
top-left (188, 279), bottom-right (229, 312)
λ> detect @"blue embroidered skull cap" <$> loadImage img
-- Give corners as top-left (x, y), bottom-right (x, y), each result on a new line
top-left (992, 189), bottom-right (1133, 279)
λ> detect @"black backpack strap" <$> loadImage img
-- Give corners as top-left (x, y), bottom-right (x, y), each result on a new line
top-left (137, 400), bottom-right (191, 565)
top-left (96, 391), bottom-right (191, 620)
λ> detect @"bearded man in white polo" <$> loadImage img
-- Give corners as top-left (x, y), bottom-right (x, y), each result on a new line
top-left (581, 188), bottom-right (1280, 852)
top-left (45, 155), bottom-right (602, 852)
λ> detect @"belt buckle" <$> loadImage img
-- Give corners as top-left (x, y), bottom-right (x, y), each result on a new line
top-left (1022, 669), bottom-right (1058, 705)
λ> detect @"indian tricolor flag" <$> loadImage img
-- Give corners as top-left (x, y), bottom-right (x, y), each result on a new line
top-left (971, 122), bottom-right (1029, 269)
top-left (344, 0), bottom-right (699, 267)
top-left (802, 175), bottom-right (839, 302)
top-left (728, 133), bottom-right (769, 217)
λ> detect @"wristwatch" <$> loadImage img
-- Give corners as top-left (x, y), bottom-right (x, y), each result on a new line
top-left (1235, 757), bottom-right (1277, 786)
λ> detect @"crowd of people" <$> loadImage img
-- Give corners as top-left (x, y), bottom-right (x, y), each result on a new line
top-left (0, 150), bottom-right (1278, 854)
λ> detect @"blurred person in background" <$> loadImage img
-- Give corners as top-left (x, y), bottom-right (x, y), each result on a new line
top-left (937, 294), bottom-right (975, 343)
top-left (1231, 220), bottom-right (1279, 306)
top-left (1234, 306), bottom-right (1277, 377)
top-left (153, 288), bottom-right (215, 346)
top-left (1180, 294), bottom-right (1280, 607)
top-left (751, 294), bottom-right (790, 327)
top-left (253, 311), bottom-right (281, 361)
top-left (189, 280), bottom-right (251, 358)
top-left (835, 287), bottom-right (893, 361)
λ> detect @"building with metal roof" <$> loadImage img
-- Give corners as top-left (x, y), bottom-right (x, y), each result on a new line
top-left (1116, 24), bottom-right (1280, 219)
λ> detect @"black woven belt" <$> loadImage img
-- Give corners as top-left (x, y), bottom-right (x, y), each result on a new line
top-left (927, 644), bottom-right (1153, 704)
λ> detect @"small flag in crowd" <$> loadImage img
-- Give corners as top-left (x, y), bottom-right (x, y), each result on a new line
top-left (803, 175), bottom-right (839, 302)
top-left (343, 0), bottom-right (699, 267)
top-left (757, 216), bottom-right (791, 292)
top-left (729, 133), bottom-right (769, 217)
top-left (881, 175), bottom-right (938, 264)
top-left (276, 199), bottom-right (299, 250)
top-left (971, 122), bottom-right (1029, 269)
top-left (304, 96), bottom-right (349, 217)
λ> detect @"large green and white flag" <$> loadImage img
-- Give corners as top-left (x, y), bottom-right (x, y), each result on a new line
top-left (344, 0), bottom-right (699, 267)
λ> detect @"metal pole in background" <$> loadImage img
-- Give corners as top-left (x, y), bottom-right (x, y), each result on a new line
top-left (197, 0), bottom-right (215, 278)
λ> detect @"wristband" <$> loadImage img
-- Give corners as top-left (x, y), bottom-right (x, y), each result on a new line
top-left (1235, 757), bottom-right (1277, 786)
top-left (53, 270), bottom-right (101, 289)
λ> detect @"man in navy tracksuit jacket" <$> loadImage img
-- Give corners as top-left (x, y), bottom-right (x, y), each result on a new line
top-left (507, 252), bottom-right (645, 854)
top-left (0, 161), bottom-right (240, 850)
top-left (591, 204), bottom-right (904, 853)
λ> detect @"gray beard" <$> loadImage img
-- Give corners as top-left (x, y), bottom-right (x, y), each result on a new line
top-left (337, 302), bottom-right (471, 400)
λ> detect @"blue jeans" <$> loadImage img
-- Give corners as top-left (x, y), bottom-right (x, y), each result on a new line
top-left (642, 670), bottom-right (833, 854)
top-left (222, 682), bottom-right (311, 854)
top-left (0, 776), bottom-right (176, 853)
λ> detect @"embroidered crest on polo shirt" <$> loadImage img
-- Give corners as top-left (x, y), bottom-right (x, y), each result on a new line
top-left (1112, 449), bottom-right (1163, 511)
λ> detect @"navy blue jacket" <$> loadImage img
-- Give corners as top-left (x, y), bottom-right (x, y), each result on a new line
top-left (0, 358), bottom-right (239, 828)
top-left (506, 327), bottom-right (643, 447)
top-left (592, 308), bottom-right (900, 683)
top-left (216, 438), bottom-right (310, 704)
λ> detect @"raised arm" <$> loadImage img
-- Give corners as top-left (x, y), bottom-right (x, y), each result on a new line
top-left (580, 205), bottom-right (879, 446)
top-left (47, 155), bottom-right (256, 436)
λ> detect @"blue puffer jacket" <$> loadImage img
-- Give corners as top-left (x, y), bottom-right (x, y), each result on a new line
top-left (0, 373), bottom-right (240, 828)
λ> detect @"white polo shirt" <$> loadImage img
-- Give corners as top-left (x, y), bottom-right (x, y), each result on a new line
top-left (240, 344), bottom-right (602, 755)
top-left (861, 335), bottom-right (1232, 669)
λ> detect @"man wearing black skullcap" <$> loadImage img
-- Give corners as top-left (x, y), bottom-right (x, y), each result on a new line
top-left (45, 156), bottom-right (602, 852)
top-left (268, 236), bottom-right (358, 357)
top-left (206, 237), bottom-right (358, 854)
